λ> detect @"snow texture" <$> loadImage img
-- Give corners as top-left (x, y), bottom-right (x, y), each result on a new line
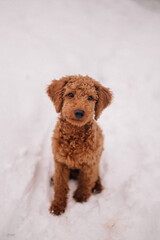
top-left (0, 0), bottom-right (160, 239)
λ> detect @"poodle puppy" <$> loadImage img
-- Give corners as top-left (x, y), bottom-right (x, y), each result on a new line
top-left (47, 75), bottom-right (112, 215)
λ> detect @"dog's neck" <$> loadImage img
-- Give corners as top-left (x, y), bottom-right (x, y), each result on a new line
top-left (59, 116), bottom-right (93, 136)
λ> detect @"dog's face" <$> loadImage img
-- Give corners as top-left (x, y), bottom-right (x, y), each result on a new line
top-left (62, 79), bottom-right (98, 126)
top-left (47, 75), bottom-right (112, 126)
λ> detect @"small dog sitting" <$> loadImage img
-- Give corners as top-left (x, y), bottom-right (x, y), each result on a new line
top-left (47, 75), bottom-right (112, 215)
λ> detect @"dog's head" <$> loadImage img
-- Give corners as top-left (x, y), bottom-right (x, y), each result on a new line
top-left (47, 75), bottom-right (112, 126)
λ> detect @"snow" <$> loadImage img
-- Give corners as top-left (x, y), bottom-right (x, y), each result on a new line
top-left (0, 0), bottom-right (160, 239)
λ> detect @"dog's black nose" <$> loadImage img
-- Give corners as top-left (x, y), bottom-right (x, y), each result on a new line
top-left (74, 110), bottom-right (85, 119)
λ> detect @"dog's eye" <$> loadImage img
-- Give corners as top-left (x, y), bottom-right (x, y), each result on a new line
top-left (68, 93), bottom-right (74, 98)
top-left (88, 96), bottom-right (93, 101)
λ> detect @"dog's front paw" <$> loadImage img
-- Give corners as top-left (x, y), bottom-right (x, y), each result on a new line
top-left (49, 201), bottom-right (66, 216)
top-left (73, 189), bottom-right (91, 203)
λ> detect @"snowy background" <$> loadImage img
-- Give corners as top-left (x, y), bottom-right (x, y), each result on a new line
top-left (0, 0), bottom-right (160, 239)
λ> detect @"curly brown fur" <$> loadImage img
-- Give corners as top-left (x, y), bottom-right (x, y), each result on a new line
top-left (47, 75), bottom-right (112, 215)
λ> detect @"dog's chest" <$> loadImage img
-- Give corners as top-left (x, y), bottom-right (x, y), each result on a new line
top-left (59, 129), bottom-right (95, 156)
top-left (52, 120), bottom-right (100, 168)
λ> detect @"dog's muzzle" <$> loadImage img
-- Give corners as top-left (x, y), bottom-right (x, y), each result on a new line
top-left (74, 110), bottom-right (85, 119)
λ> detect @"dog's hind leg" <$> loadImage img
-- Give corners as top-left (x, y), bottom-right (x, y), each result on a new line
top-left (50, 176), bottom-right (54, 186)
top-left (92, 176), bottom-right (103, 194)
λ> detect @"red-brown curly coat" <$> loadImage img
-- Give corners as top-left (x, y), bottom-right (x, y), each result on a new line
top-left (47, 75), bottom-right (112, 215)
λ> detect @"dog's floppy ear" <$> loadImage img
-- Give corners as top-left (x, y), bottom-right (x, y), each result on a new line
top-left (95, 83), bottom-right (113, 120)
top-left (46, 78), bottom-right (67, 113)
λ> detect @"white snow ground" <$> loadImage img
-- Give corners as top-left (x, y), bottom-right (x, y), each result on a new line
top-left (0, 0), bottom-right (160, 239)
